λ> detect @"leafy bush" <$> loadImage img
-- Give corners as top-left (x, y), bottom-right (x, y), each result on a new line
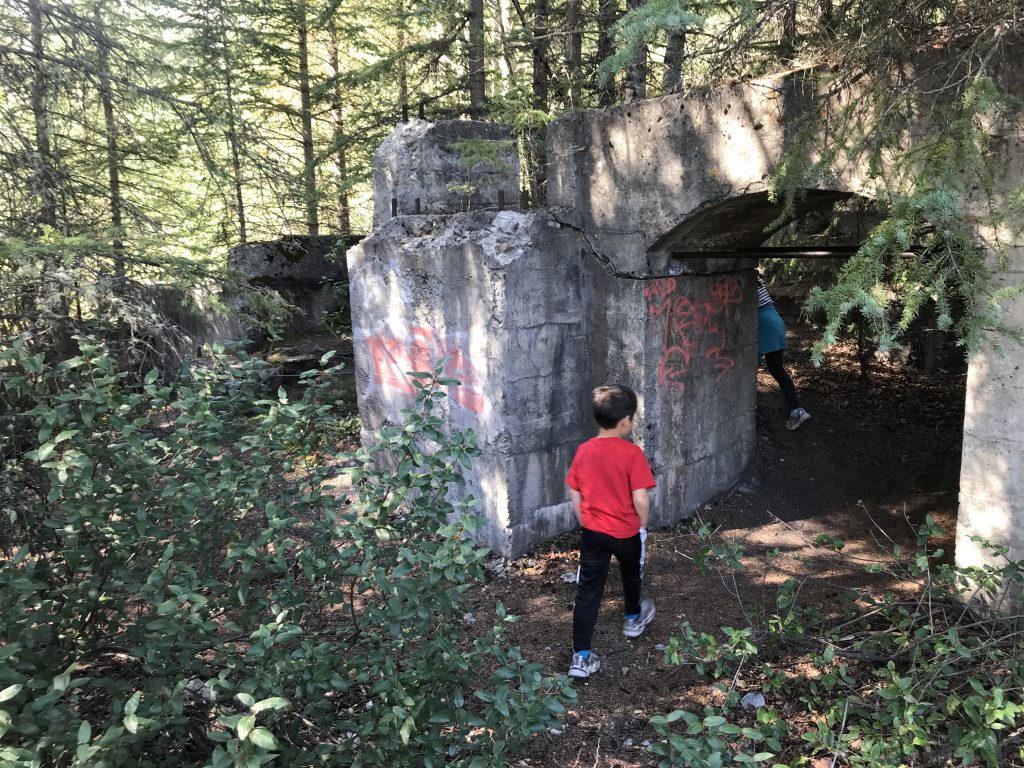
top-left (651, 518), bottom-right (1024, 767)
top-left (0, 339), bottom-right (572, 766)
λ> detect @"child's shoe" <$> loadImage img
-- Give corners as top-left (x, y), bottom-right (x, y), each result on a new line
top-left (568, 650), bottom-right (601, 678)
top-left (785, 408), bottom-right (811, 431)
top-left (622, 597), bottom-right (656, 638)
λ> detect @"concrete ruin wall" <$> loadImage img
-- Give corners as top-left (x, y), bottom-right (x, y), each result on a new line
top-left (955, 94), bottom-right (1024, 607)
top-left (228, 235), bottom-right (353, 338)
top-left (372, 121), bottom-right (521, 230)
top-left (348, 119), bottom-right (759, 555)
top-left (348, 209), bottom-right (593, 554)
top-left (155, 235), bottom-right (356, 351)
top-left (151, 284), bottom-right (246, 350)
top-left (546, 76), bottom-right (868, 276)
top-left (349, 64), bottom-right (1024, 572)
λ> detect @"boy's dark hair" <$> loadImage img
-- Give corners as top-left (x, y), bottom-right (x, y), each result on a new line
top-left (592, 385), bottom-right (638, 429)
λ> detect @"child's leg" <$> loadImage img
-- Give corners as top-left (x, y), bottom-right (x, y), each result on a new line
top-left (615, 533), bottom-right (644, 616)
top-left (764, 349), bottom-right (801, 412)
top-left (573, 528), bottom-right (613, 652)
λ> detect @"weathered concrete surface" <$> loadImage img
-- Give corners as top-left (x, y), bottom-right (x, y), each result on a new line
top-left (228, 236), bottom-right (348, 285)
top-left (590, 270), bottom-right (758, 526)
top-left (372, 121), bottom-right (520, 230)
top-left (228, 235), bottom-right (355, 338)
top-left (955, 108), bottom-right (1024, 609)
top-left (349, 120), bottom-right (766, 555)
top-left (348, 101), bottom-right (799, 555)
top-left (546, 77), bottom-right (867, 277)
top-left (351, 58), bottom-right (1024, 566)
top-left (348, 210), bottom-right (592, 554)
top-left (151, 284), bottom-right (245, 349)
top-left (348, 208), bottom-right (757, 554)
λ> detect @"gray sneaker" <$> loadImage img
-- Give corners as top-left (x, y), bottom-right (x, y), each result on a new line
top-left (623, 597), bottom-right (656, 638)
top-left (568, 651), bottom-right (601, 678)
top-left (785, 408), bottom-right (811, 431)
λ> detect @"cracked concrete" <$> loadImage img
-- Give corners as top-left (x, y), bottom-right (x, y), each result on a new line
top-left (347, 63), bottom-right (1024, 571)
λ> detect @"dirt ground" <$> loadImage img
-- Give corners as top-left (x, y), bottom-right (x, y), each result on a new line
top-left (471, 313), bottom-right (967, 767)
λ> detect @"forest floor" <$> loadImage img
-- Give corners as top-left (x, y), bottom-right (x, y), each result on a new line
top-left (468, 312), bottom-right (968, 767)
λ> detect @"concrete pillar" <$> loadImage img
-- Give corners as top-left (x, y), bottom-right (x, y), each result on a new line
top-left (955, 114), bottom-right (1024, 612)
top-left (348, 119), bottom-right (760, 556)
top-left (347, 209), bottom-right (593, 555)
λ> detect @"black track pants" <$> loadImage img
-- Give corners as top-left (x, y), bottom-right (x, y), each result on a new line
top-left (764, 349), bottom-right (801, 412)
top-left (572, 527), bottom-right (643, 652)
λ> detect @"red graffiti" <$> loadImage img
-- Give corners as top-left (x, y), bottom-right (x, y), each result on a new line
top-left (646, 276), bottom-right (742, 393)
top-left (366, 325), bottom-right (485, 413)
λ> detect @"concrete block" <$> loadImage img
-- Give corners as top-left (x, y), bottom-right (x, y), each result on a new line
top-left (372, 120), bottom-right (520, 229)
top-left (228, 236), bottom-right (349, 286)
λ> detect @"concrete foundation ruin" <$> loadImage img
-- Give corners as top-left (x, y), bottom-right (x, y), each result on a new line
top-left (348, 69), bottom-right (1024, 581)
top-left (348, 113), bottom-right (768, 556)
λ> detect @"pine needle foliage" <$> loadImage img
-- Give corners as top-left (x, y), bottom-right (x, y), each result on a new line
top-left (799, 72), bottom-right (1024, 363)
top-left (596, 0), bottom-right (723, 86)
top-left (601, 0), bottom-right (1024, 360)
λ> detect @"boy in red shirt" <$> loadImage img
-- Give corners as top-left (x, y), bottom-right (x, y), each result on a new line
top-left (565, 385), bottom-right (656, 678)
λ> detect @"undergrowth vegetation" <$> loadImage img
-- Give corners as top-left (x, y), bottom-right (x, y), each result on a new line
top-left (0, 340), bottom-right (573, 767)
top-left (650, 520), bottom-right (1024, 767)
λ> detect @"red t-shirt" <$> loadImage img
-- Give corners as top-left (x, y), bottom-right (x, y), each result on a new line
top-left (566, 437), bottom-right (656, 539)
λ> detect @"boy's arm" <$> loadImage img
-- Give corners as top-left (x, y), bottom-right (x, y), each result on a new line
top-left (570, 488), bottom-right (583, 525)
top-left (631, 488), bottom-right (650, 529)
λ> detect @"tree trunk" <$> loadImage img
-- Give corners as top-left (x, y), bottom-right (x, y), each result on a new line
top-left (217, 6), bottom-right (246, 244)
top-left (565, 0), bottom-right (582, 106)
top-left (662, 28), bottom-right (685, 93)
top-left (297, 0), bottom-right (319, 235)
top-left (327, 17), bottom-right (351, 235)
top-left (622, 0), bottom-right (646, 102)
top-left (819, 0), bottom-right (834, 34)
top-left (779, 0), bottom-right (798, 63)
top-left (526, 0), bottom-right (549, 203)
top-left (596, 0), bottom-right (617, 106)
top-left (94, 8), bottom-right (124, 283)
top-left (493, 0), bottom-right (518, 86)
top-left (28, 0), bottom-right (56, 230)
top-left (397, 0), bottom-right (409, 117)
top-left (468, 0), bottom-right (486, 116)
top-left (532, 0), bottom-right (548, 112)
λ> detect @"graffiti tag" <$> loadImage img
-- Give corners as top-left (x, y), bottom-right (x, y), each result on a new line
top-left (366, 325), bottom-right (485, 413)
top-left (644, 276), bottom-right (742, 393)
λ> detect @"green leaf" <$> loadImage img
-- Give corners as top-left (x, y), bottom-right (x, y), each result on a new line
top-left (0, 685), bottom-right (22, 703)
top-left (52, 666), bottom-right (73, 693)
top-left (125, 691), bottom-right (141, 716)
top-left (31, 442), bottom-right (57, 461)
top-left (400, 715), bottom-right (415, 744)
top-left (53, 429), bottom-right (78, 444)
top-left (238, 714), bottom-right (256, 740)
top-left (251, 697), bottom-right (290, 713)
top-left (248, 727), bottom-right (278, 749)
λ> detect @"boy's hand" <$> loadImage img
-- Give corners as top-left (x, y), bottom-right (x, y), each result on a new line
top-left (631, 487), bottom-right (650, 529)
top-left (639, 527), bottom-right (647, 546)
top-left (570, 488), bottom-right (584, 525)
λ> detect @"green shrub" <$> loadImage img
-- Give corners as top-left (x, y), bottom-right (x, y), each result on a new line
top-left (0, 338), bottom-right (572, 766)
top-left (652, 520), bottom-right (1024, 767)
